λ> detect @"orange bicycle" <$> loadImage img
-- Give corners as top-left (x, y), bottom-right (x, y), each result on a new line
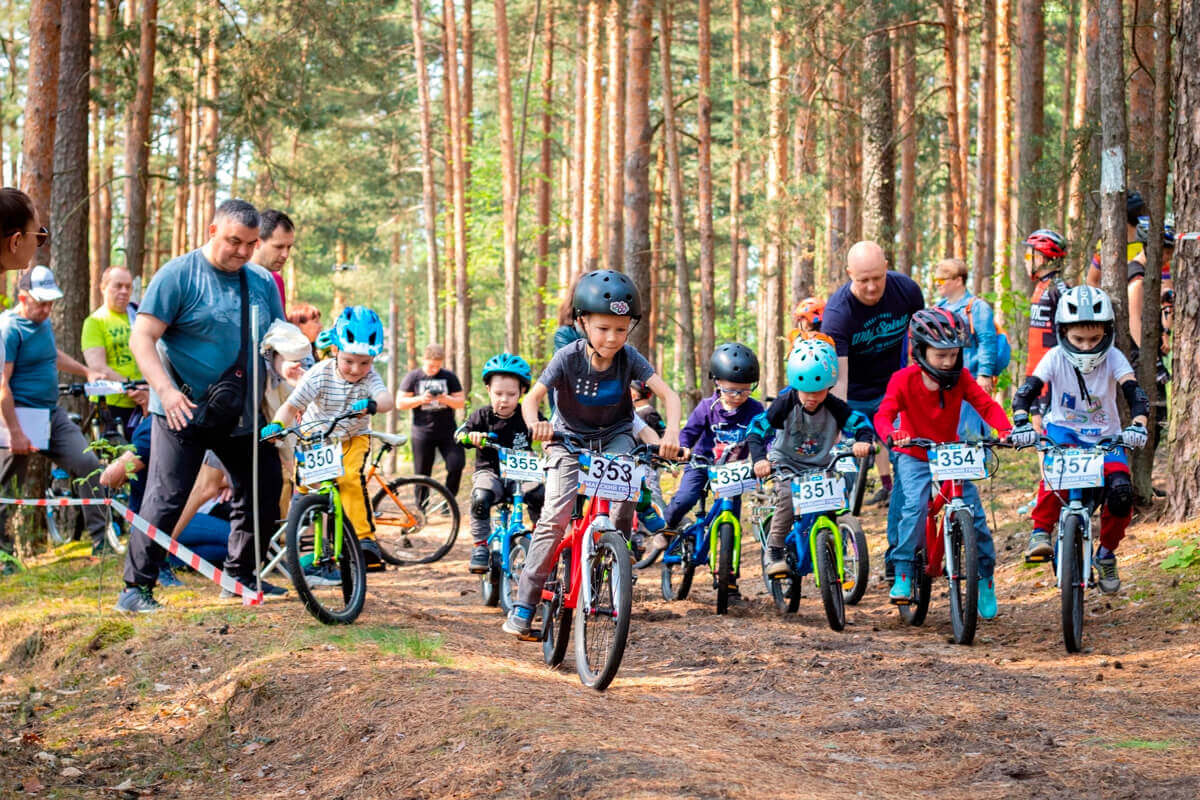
top-left (366, 430), bottom-right (462, 565)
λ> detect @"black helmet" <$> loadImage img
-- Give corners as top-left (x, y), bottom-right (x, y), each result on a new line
top-left (572, 270), bottom-right (642, 320)
top-left (1127, 191), bottom-right (1147, 226)
top-left (908, 308), bottom-right (970, 391)
top-left (709, 342), bottom-right (760, 384)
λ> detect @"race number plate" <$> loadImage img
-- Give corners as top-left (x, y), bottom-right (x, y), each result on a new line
top-left (296, 440), bottom-right (344, 485)
top-left (84, 380), bottom-right (126, 396)
top-left (929, 443), bottom-right (986, 481)
top-left (791, 473), bottom-right (846, 515)
top-left (579, 453), bottom-right (645, 501)
top-left (500, 448), bottom-right (546, 483)
top-left (708, 459), bottom-right (757, 498)
top-left (1043, 449), bottom-right (1105, 490)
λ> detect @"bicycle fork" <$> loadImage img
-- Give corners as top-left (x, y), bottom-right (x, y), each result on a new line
top-left (581, 513), bottom-right (616, 618)
top-left (1055, 503), bottom-right (1092, 590)
top-left (941, 497), bottom-right (970, 583)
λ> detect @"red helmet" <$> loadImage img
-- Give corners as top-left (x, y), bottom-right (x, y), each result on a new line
top-left (793, 297), bottom-right (825, 329)
top-left (1024, 229), bottom-right (1067, 260)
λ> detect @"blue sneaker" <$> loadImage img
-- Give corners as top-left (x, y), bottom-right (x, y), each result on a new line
top-left (115, 585), bottom-right (161, 613)
top-left (502, 604), bottom-right (534, 637)
top-left (158, 565), bottom-right (184, 588)
top-left (304, 563), bottom-right (342, 587)
top-left (978, 577), bottom-right (998, 619)
top-left (890, 570), bottom-right (914, 604)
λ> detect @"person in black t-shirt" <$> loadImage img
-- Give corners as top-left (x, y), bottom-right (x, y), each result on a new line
top-left (457, 354), bottom-right (545, 573)
top-left (398, 343), bottom-right (467, 497)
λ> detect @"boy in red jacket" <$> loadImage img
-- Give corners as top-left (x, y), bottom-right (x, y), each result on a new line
top-left (874, 308), bottom-right (1012, 619)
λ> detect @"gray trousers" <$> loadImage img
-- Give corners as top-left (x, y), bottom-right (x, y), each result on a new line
top-left (0, 406), bottom-right (106, 542)
top-left (516, 433), bottom-right (635, 609)
top-left (469, 470), bottom-right (545, 544)
top-left (767, 480), bottom-right (795, 550)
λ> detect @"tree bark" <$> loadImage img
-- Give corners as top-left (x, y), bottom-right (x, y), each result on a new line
top-left (571, 2), bottom-right (586, 278)
top-left (861, 3), bottom-right (895, 262)
top-left (172, 100), bottom-right (191, 258)
top-left (1065, 0), bottom-right (1094, 250)
top-left (658, 3), bottom-right (696, 402)
top-left (1097, 0), bottom-right (1132, 361)
top-left (123, 0), bottom-right (157, 280)
top-left (791, 60), bottom-right (817, 303)
top-left (535, 1), bottom-right (555, 353)
top-left (729, 0), bottom-right (744, 314)
top-left (898, 26), bottom-right (917, 276)
top-left (582, 0), bottom-right (603, 272)
top-left (494, 0), bottom-right (521, 351)
top-left (650, 138), bottom-right (665, 371)
top-left (87, 0), bottom-right (102, 307)
top-left (1126, 0), bottom-right (1155, 193)
top-left (1014, 0), bottom-right (1044, 298)
top-left (198, 5), bottom-right (219, 229)
top-left (941, 0), bottom-right (967, 260)
top-left (411, 0), bottom-right (441, 345)
top-left (441, 19), bottom-right (457, 360)
top-left (1058, 0), bottom-right (1078, 232)
top-left (444, 0), bottom-right (471, 387)
top-left (763, 2), bottom-right (788, 397)
top-left (696, 0), bottom-right (715, 392)
top-left (624, 0), bottom-right (652, 355)
top-left (20, 0), bottom-right (61, 266)
top-left (994, 0), bottom-right (1014, 326)
top-left (974, 0), bottom-right (998, 295)
top-left (605, 0), bottom-right (624, 270)
top-left (955, 0), bottom-right (971, 249)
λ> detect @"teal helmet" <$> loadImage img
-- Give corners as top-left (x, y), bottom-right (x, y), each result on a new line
top-left (481, 352), bottom-right (532, 391)
top-left (786, 337), bottom-right (838, 392)
top-left (315, 327), bottom-right (336, 351)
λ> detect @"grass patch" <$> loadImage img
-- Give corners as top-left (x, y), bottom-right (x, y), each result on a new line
top-left (296, 625), bottom-right (449, 663)
top-left (1088, 738), bottom-right (1184, 751)
top-left (84, 618), bottom-right (135, 652)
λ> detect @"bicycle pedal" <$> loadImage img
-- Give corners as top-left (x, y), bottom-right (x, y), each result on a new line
top-left (1024, 554), bottom-right (1052, 564)
top-left (890, 595), bottom-right (912, 606)
top-left (517, 630), bottom-right (541, 642)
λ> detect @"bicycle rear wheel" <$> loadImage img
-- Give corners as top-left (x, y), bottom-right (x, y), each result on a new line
top-left (1060, 515), bottom-right (1085, 653)
top-left (839, 516), bottom-right (869, 605)
top-left (285, 493), bottom-right (367, 625)
top-left (661, 555), bottom-right (695, 601)
top-left (500, 534), bottom-right (529, 613)
top-left (372, 476), bottom-right (460, 565)
top-left (768, 564), bottom-right (801, 614)
top-left (574, 530), bottom-right (633, 691)
top-left (947, 508), bottom-right (979, 645)
top-left (816, 528), bottom-right (846, 631)
top-left (105, 518), bottom-right (127, 555)
top-left (715, 522), bottom-right (736, 615)
top-left (542, 548), bottom-right (572, 668)
top-left (898, 549), bottom-right (932, 626)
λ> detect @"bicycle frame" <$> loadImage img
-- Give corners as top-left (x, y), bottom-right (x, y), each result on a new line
top-left (543, 492), bottom-right (612, 617)
top-left (663, 492), bottom-right (743, 575)
top-left (1035, 439), bottom-right (1116, 593)
top-left (921, 479), bottom-right (971, 579)
top-left (488, 484), bottom-right (529, 576)
top-left (363, 443), bottom-right (421, 529)
top-left (307, 479), bottom-right (348, 564)
top-left (781, 491), bottom-right (846, 589)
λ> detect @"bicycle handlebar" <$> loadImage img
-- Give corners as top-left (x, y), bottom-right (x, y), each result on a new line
top-left (887, 435), bottom-right (1013, 450)
top-left (262, 406), bottom-right (366, 443)
top-left (59, 379), bottom-right (149, 397)
top-left (547, 430), bottom-right (689, 468)
top-left (1027, 434), bottom-right (1125, 453)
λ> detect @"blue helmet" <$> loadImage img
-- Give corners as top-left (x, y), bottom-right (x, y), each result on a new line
top-left (482, 352), bottom-right (532, 390)
top-left (315, 327), bottom-right (335, 351)
top-left (786, 337), bottom-right (838, 392)
top-left (333, 306), bottom-right (384, 357)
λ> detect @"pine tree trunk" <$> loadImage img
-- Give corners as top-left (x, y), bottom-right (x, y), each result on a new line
top-left (20, 0), bottom-right (61, 266)
top-left (1058, 0), bottom-right (1078, 232)
top-left (763, 2), bottom-right (788, 398)
top-left (441, 19), bottom-right (456, 359)
top-left (942, 0), bottom-right (967, 260)
top-left (898, 26), bottom-right (917, 276)
top-left (494, 0), bottom-right (520, 351)
top-left (974, 0), bottom-right (998, 295)
top-left (696, 0), bottom-right (714, 393)
top-left (87, 0), bottom-right (102, 307)
top-left (791, 60), bottom-right (816, 302)
top-left (1126, 0), bottom-right (1155, 193)
top-left (535, 1), bottom-right (555, 353)
top-left (1097, 0), bottom-right (1131, 358)
top-left (123, 0), bottom-right (157, 280)
top-left (172, 101), bottom-right (190, 258)
top-left (411, 0), bottom-right (441, 345)
top-left (1015, 0), bottom-right (1044, 298)
top-left (650, 138), bottom-right (665, 371)
top-left (861, 3), bottom-right (895, 262)
top-left (571, 2), bottom-right (586, 278)
top-left (624, 0), bottom-right (652, 354)
top-left (582, 0), bottom-right (603, 272)
top-left (994, 1), bottom-right (1014, 326)
top-left (198, 5), bottom-right (219, 231)
top-left (826, 14), bottom-right (847, 283)
top-left (729, 0), bottom-right (744, 315)
top-left (1166, 0), bottom-right (1199, 521)
top-left (955, 0), bottom-right (971, 248)
top-left (558, 156), bottom-right (571, 293)
top-left (604, 0), bottom-right (624, 270)
top-left (1066, 0), bottom-right (1094, 250)
top-left (658, 3), bottom-right (696, 402)
top-left (444, 0), bottom-right (471, 387)
top-left (148, 180), bottom-right (162, 277)
top-left (189, 12), bottom-right (203, 248)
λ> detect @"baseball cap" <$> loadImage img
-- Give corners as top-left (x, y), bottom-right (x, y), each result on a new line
top-left (17, 266), bottom-right (63, 301)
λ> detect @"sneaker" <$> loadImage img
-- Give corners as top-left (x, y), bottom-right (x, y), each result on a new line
top-left (1024, 529), bottom-right (1053, 563)
top-left (360, 539), bottom-right (386, 573)
top-left (765, 547), bottom-right (790, 579)
top-left (1095, 554), bottom-right (1121, 594)
top-left (502, 605), bottom-right (534, 637)
top-left (890, 570), bottom-right (914, 604)
top-left (304, 562), bottom-right (342, 587)
top-left (221, 578), bottom-right (287, 599)
top-left (865, 485), bottom-right (891, 507)
top-left (158, 565), bottom-right (184, 588)
top-left (469, 545), bottom-right (491, 574)
top-left (650, 529), bottom-right (676, 553)
top-left (978, 577), bottom-right (998, 619)
top-left (115, 585), bottom-right (161, 614)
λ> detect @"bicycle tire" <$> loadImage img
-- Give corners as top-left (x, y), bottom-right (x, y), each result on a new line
top-left (839, 516), bottom-right (869, 605)
top-left (542, 548), bottom-right (572, 668)
top-left (947, 508), bottom-right (979, 645)
top-left (661, 534), bottom-right (696, 601)
top-left (371, 475), bottom-right (460, 565)
top-left (480, 556), bottom-right (501, 608)
top-left (898, 549), bottom-right (932, 626)
top-left (850, 455), bottom-right (871, 516)
top-left (1060, 514), bottom-right (1085, 653)
top-left (105, 519), bottom-right (127, 555)
top-left (285, 493), bottom-right (367, 625)
top-left (816, 528), bottom-right (846, 631)
top-left (500, 534), bottom-right (529, 614)
top-left (574, 530), bottom-right (633, 691)
top-left (768, 563), bottom-right (800, 614)
top-left (715, 521), bottom-right (736, 615)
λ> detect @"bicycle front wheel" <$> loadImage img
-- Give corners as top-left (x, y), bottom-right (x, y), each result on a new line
top-left (947, 508), bottom-right (979, 645)
top-left (285, 493), bottom-right (367, 625)
top-left (839, 516), bottom-right (869, 605)
top-left (1060, 515), bottom-right (1085, 653)
top-left (574, 531), bottom-right (633, 691)
top-left (816, 528), bottom-right (846, 631)
top-left (500, 534), bottom-right (529, 614)
top-left (715, 522), bottom-right (736, 615)
top-left (372, 476), bottom-right (460, 565)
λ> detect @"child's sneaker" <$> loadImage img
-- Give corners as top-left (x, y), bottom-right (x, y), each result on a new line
top-left (360, 539), bottom-right (386, 573)
top-left (890, 570), bottom-right (914, 604)
top-left (765, 547), bottom-right (789, 579)
top-left (978, 577), bottom-right (998, 619)
top-left (502, 604), bottom-right (534, 637)
top-left (1024, 529), bottom-right (1053, 562)
top-left (1095, 552), bottom-right (1121, 594)
top-left (469, 545), bottom-right (490, 574)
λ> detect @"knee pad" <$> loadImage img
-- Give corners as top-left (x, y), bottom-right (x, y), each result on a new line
top-left (470, 488), bottom-right (496, 520)
top-left (1105, 471), bottom-right (1133, 517)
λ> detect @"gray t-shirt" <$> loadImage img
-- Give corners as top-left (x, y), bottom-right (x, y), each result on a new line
top-left (139, 249), bottom-right (285, 434)
top-left (538, 339), bottom-right (654, 440)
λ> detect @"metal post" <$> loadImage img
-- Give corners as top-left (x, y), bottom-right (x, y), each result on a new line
top-left (251, 303), bottom-right (262, 599)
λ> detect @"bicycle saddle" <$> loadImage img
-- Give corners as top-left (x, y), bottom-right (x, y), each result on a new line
top-left (369, 429), bottom-right (408, 447)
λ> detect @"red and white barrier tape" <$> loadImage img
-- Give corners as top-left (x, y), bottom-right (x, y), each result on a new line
top-left (0, 497), bottom-right (263, 605)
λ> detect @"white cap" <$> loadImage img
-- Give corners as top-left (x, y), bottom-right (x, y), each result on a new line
top-left (18, 265), bottom-right (63, 301)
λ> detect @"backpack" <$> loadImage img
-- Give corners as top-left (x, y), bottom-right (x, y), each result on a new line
top-left (964, 297), bottom-right (1012, 374)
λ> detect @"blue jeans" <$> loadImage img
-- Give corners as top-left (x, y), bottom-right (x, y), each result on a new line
top-left (890, 453), bottom-right (995, 579)
top-left (848, 393), bottom-right (903, 567)
top-left (168, 512), bottom-right (230, 569)
top-left (663, 466), bottom-right (742, 529)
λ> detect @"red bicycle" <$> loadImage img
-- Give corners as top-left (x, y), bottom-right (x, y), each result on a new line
top-left (533, 433), bottom-right (672, 691)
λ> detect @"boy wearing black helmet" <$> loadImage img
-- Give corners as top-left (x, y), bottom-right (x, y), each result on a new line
top-left (505, 270), bottom-right (683, 637)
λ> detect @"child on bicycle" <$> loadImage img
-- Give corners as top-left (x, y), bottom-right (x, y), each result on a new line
top-left (1010, 286), bottom-right (1148, 593)
top-left (261, 306), bottom-right (396, 573)
top-left (874, 308), bottom-right (1012, 617)
top-left (747, 335), bottom-right (874, 580)
top-left (458, 353), bottom-right (546, 575)
top-left (505, 270), bottom-right (682, 637)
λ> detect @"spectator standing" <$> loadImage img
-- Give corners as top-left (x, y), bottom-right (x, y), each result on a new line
top-left (81, 266), bottom-right (148, 437)
top-left (252, 209), bottom-right (295, 308)
top-left (934, 258), bottom-right (998, 440)
top-left (1, 188), bottom-right (44, 273)
top-left (398, 344), bottom-right (466, 497)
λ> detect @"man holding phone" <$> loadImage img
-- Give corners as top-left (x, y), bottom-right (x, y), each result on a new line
top-left (398, 343), bottom-right (466, 498)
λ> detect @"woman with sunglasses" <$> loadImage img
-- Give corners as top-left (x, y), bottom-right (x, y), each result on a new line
top-left (1, 188), bottom-right (46, 273)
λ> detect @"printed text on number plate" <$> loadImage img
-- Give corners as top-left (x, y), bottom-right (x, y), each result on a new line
top-left (708, 460), bottom-right (756, 497)
top-left (1044, 450), bottom-right (1104, 490)
top-left (930, 443), bottom-right (986, 481)
top-left (500, 448), bottom-right (546, 483)
top-left (580, 454), bottom-right (644, 501)
top-left (297, 441), bottom-right (344, 485)
top-left (792, 473), bottom-right (846, 514)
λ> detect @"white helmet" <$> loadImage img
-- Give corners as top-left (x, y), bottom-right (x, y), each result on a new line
top-left (1055, 285), bottom-right (1115, 374)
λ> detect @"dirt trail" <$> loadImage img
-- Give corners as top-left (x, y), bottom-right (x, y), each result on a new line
top-left (3, 490), bottom-right (1200, 799)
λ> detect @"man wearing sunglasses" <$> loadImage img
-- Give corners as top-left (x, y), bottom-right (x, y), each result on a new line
top-left (0, 266), bottom-right (112, 555)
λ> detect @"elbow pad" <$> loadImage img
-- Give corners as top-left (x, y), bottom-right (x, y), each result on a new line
top-left (1121, 380), bottom-right (1150, 419)
top-left (1012, 376), bottom-right (1045, 413)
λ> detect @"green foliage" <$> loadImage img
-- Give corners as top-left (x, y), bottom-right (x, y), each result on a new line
top-left (1161, 538), bottom-right (1200, 571)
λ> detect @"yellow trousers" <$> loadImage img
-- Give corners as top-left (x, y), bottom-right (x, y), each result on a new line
top-left (299, 434), bottom-right (374, 540)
